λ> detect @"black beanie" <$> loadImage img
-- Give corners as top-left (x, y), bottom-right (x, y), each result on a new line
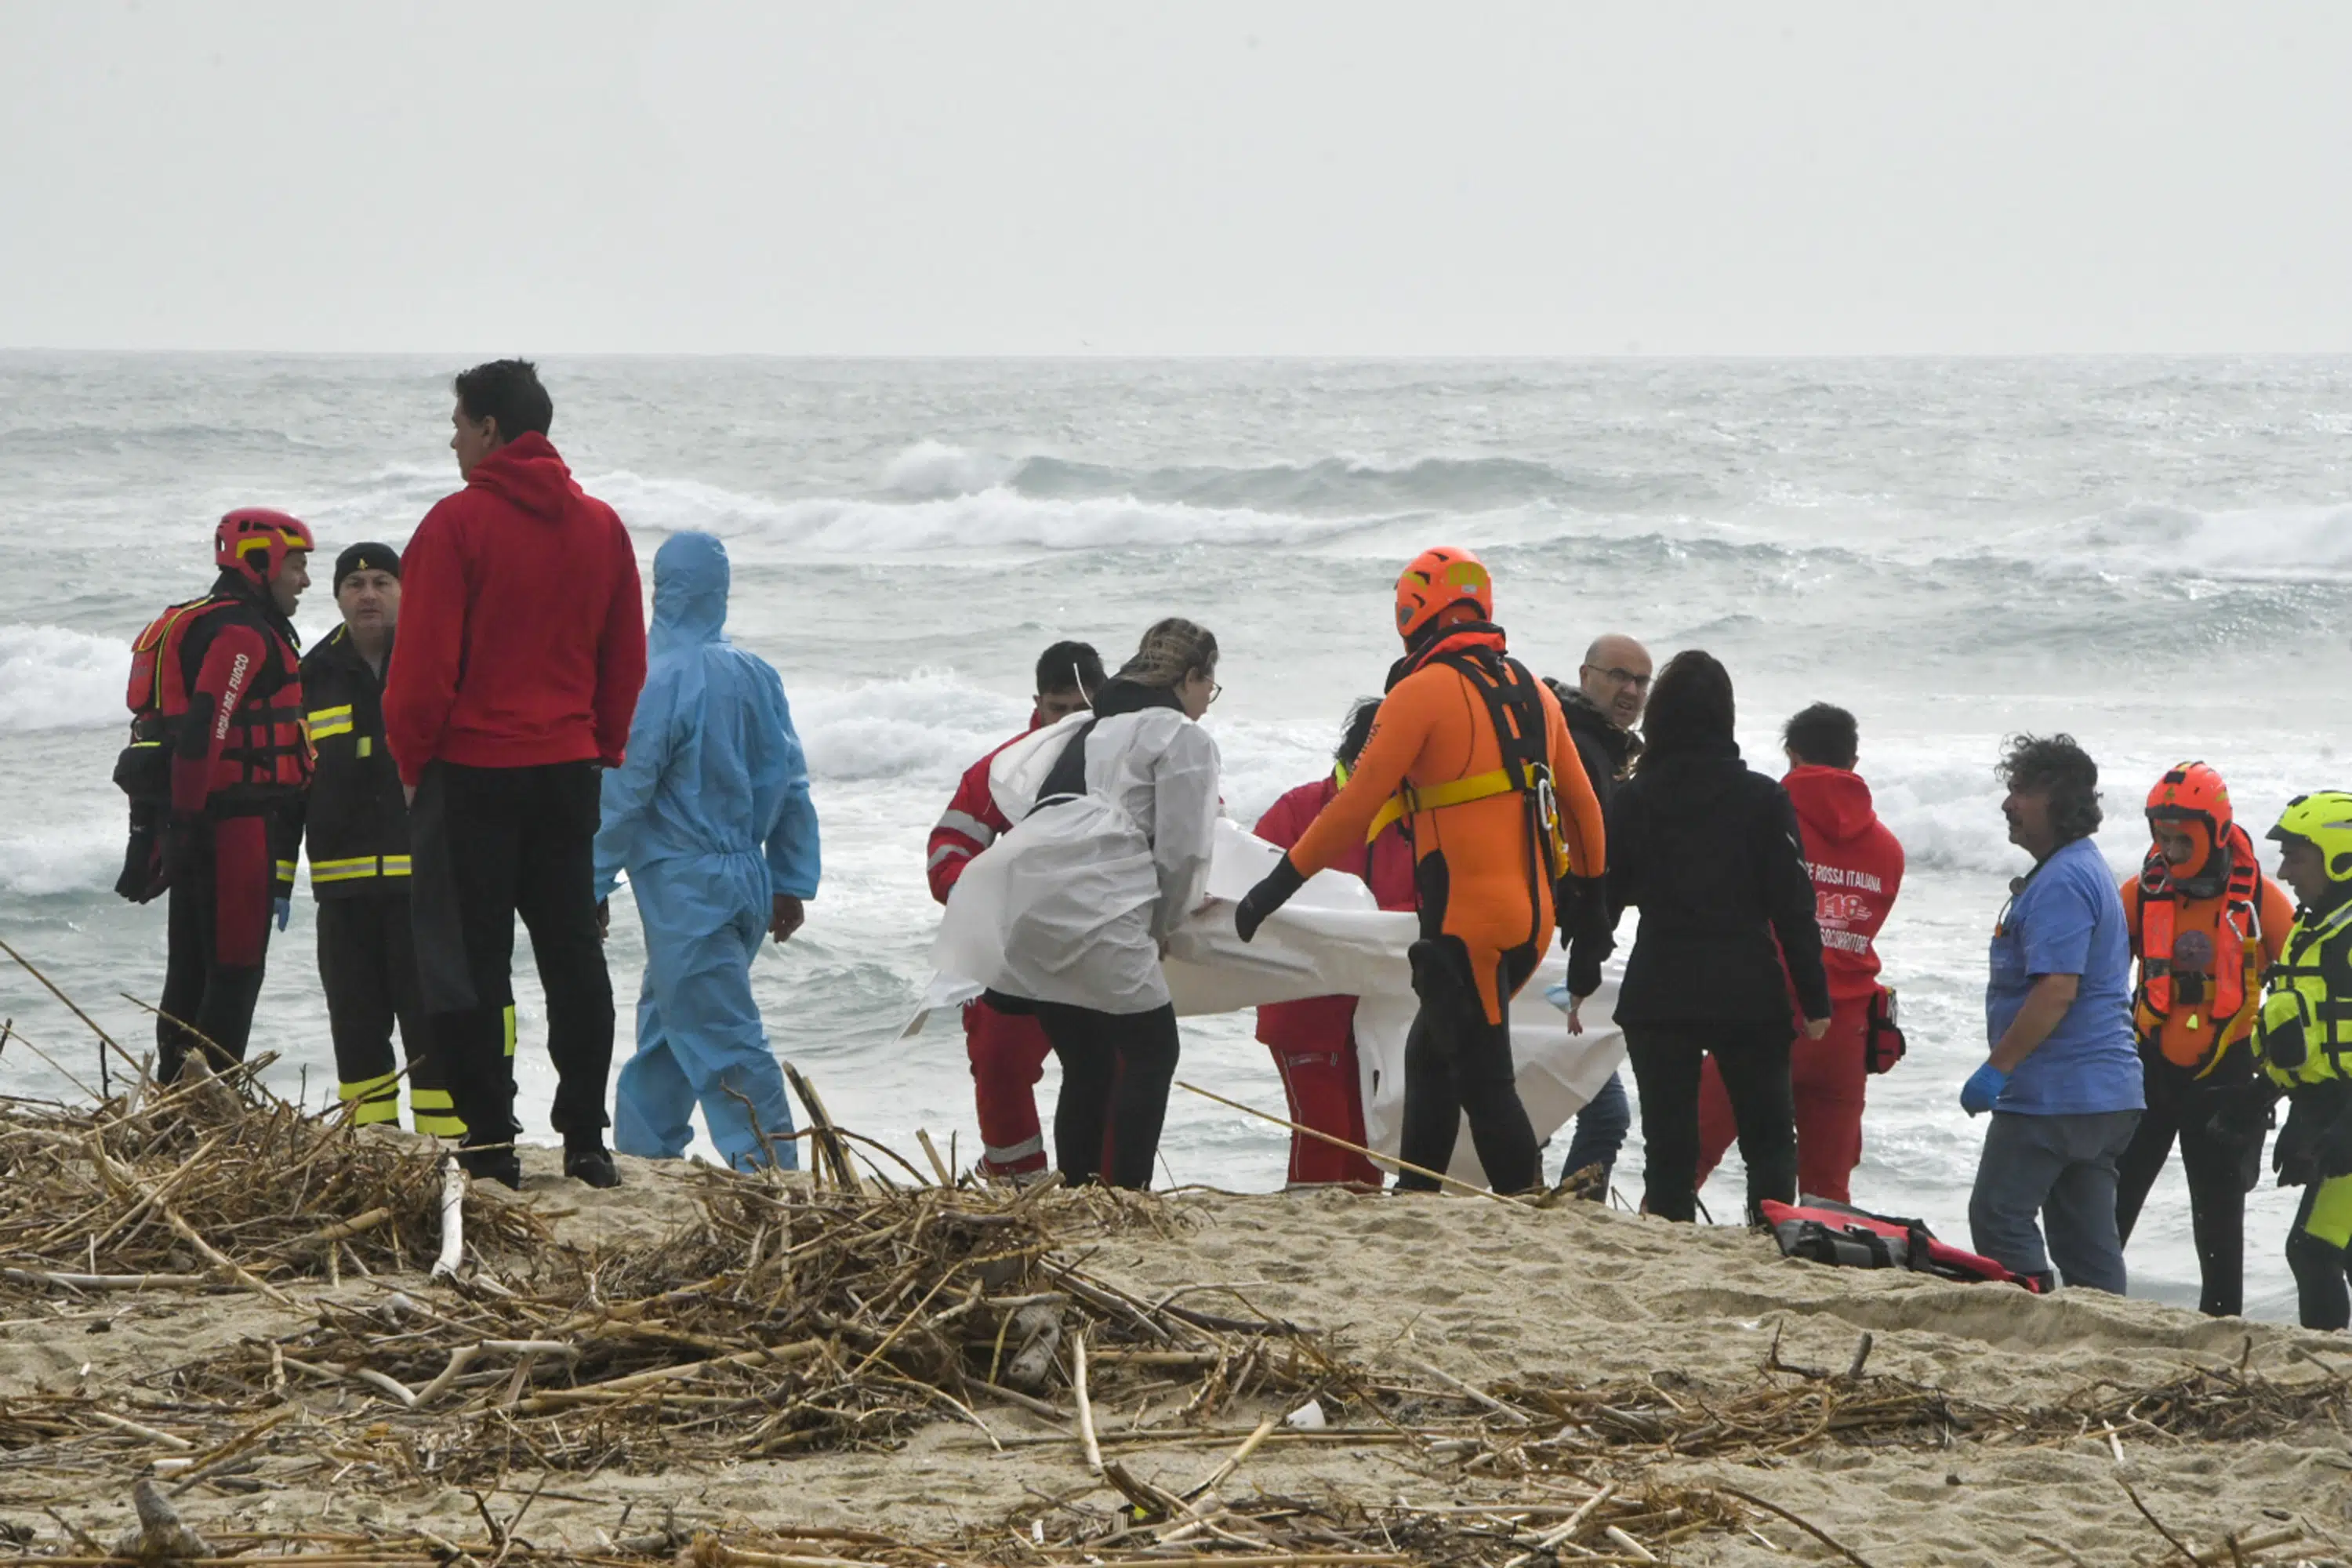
top-left (333, 542), bottom-right (401, 591)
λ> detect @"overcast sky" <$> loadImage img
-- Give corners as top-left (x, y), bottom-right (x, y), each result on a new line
top-left (5, 2), bottom-right (2350, 355)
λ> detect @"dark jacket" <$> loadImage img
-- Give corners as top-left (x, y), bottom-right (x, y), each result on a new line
top-left (1570, 736), bottom-right (1831, 1029)
top-left (1546, 678), bottom-right (1642, 811)
top-left (299, 625), bottom-right (412, 900)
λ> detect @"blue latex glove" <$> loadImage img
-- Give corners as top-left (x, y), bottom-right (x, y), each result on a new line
top-left (1959, 1062), bottom-right (2009, 1116)
top-left (274, 896), bottom-right (292, 932)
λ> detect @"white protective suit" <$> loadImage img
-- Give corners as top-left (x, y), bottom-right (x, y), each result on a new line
top-left (934, 705), bottom-right (1220, 1015)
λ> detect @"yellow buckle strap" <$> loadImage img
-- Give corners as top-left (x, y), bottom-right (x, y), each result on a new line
top-left (1365, 767), bottom-right (1521, 844)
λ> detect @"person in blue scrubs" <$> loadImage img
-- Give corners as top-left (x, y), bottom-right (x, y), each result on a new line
top-left (593, 531), bottom-right (820, 1170)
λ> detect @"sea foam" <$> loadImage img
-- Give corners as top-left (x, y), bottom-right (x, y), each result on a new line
top-left (0, 624), bottom-right (126, 732)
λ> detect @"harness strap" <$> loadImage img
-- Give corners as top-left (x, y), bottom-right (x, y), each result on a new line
top-left (1364, 765), bottom-right (1524, 844)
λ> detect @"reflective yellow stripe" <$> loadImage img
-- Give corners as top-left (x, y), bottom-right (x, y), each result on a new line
top-left (311, 856), bottom-right (383, 883)
top-left (307, 705), bottom-right (353, 724)
top-left (380, 855), bottom-right (411, 877)
top-left (1365, 767), bottom-right (1521, 844)
top-left (414, 1113), bottom-right (467, 1138)
top-left (274, 859), bottom-right (298, 881)
top-left (357, 736), bottom-right (372, 757)
top-left (503, 1005), bottom-right (517, 1058)
top-left (308, 719), bottom-right (354, 739)
top-left (339, 1072), bottom-right (398, 1103)
top-left (351, 1099), bottom-right (401, 1126)
top-left (411, 1087), bottom-right (455, 1111)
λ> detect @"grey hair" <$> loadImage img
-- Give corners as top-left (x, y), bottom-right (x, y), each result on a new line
top-left (1117, 617), bottom-right (1220, 690)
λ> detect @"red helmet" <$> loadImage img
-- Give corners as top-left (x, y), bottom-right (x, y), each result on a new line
top-left (1395, 546), bottom-right (1493, 641)
top-left (215, 509), bottom-right (316, 591)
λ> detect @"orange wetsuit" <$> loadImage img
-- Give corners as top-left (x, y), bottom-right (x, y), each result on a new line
top-left (1283, 641), bottom-right (1606, 1024)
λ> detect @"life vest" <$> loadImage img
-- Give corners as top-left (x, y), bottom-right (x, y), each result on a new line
top-left (1759, 1200), bottom-right (2046, 1292)
top-left (2258, 896), bottom-right (2352, 1091)
top-left (123, 590), bottom-right (310, 799)
top-left (1363, 646), bottom-right (1572, 887)
top-left (2134, 826), bottom-right (2267, 1074)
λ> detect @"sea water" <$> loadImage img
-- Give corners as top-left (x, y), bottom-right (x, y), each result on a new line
top-left (6, 353), bottom-right (2352, 1320)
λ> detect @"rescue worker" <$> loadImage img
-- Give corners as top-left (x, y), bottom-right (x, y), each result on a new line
top-left (592, 532), bottom-right (820, 1171)
top-left (1546, 633), bottom-right (1652, 1196)
top-left (2113, 763), bottom-right (2291, 1318)
top-left (926, 641), bottom-right (1106, 1180)
top-left (1234, 547), bottom-right (1606, 1196)
top-left (299, 543), bottom-right (460, 1136)
top-left (1570, 653), bottom-right (1831, 1225)
top-left (387, 358), bottom-right (647, 1190)
top-left (121, 510), bottom-right (314, 1080)
top-left (1250, 698), bottom-right (1417, 1187)
top-left (938, 619), bottom-right (1223, 1190)
top-left (1693, 702), bottom-right (1905, 1207)
top-left (2253, 792), bottom-right (2352, 1330)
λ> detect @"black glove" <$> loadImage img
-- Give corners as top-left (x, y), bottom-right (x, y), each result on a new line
top-left (2318, 1106), bottom-right (2352, 1182)
top-left (2205, 1082), bottom-right (2276, 1150)
top-left (2275, 1100), bottom-right (2322, 1188)
top-left (1235, 856), bottom-right (1306, 944)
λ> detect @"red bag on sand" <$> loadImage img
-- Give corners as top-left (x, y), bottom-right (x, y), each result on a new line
top-left (1759, 1199), bottom-right (2045, 1292)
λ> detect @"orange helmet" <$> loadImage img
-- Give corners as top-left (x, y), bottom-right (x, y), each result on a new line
top-left (2147, 760), bottom-right (2233, 870)
top-left (215, 508), bottom-right (316, 591)
top-left (1394, 546), bottom-right (1493, 641)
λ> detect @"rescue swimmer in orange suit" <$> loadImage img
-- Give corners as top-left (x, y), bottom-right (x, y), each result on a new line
top-left (925, 641), bottom-right (1107, 1179)
top-left (118, 510), bottom-right (316, 1081)
top-left (1234, 548), bottom-right (1606, 1193)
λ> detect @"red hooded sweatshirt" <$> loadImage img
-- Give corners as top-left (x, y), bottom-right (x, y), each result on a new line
top-left (384, 434), bottom-right (648, 787)
top-left (1783, 764), bottom-right (1904, 1005)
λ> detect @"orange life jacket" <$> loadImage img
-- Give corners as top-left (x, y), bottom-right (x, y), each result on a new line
top-left (125, 592), bottom-right (310, 798)
top-left (2134, 823), bottom-right (2265, 1073)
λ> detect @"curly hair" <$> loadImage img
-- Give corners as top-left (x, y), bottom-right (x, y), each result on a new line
top-left (1998, 733), bottom-right (2103, 845)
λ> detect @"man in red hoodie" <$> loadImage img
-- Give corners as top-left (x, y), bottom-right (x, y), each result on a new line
top-left (1695, 702), bottom-right (1904, 1205)
top-left (927, 641), bottom-right (1105, 1180)
top-left (1251, 699), bottom-right (1419, 1186)
top-left (386, 360), bottom-right (648, 1189)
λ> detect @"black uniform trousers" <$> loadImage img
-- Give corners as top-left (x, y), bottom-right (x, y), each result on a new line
top-left (158, 813), bottom-right (274, 1082)
top-left (317, 893), bottom-right (459, 1134)
top-left (1025, 1000), bottom-right (1181, 1191)
top-left (408, 760), bottom-right (614, 1163)
top-left (2112, 1051), bottom-right (2263, 1318)
top-left (1396, 938), bottom-right (1542, 1195)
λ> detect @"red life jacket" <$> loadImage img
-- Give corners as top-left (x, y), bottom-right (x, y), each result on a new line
top-left (2134, 824), bottom-right (2263, 1073)
top-left (125, 592), bottom-right (310, 798)
top-left (1759, 1200), bottom-right (2045, 1292)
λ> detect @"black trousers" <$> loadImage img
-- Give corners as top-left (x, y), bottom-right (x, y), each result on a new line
top-left (1624, 1020), bottom-right (1796, 1224)
top-left (1031, 1000), bottom-right (1180, 1190)
top-left (158, 813), bottom-right (274, 1082)
top-left (318, 893), bottom-right (457, 1134)
top-left (1396, 938), bottom-right (1540, 1194)
top-left (2112, 1057), bottom-right (2262, 1318)
top-left (408, 760), bottom-right (613, 1156)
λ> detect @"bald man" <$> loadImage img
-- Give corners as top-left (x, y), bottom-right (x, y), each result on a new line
top-left (1544, 633), bottom-right (1654, 1198)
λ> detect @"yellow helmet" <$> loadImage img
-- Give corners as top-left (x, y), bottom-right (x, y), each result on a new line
top-left (2267, 791), bottom-right (2352, 884)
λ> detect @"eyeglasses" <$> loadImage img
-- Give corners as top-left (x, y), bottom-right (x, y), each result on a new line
top-left (1583, 664), bottom-right (1652, 692)
top-left (1209, 681), bottom-right (1223, 705)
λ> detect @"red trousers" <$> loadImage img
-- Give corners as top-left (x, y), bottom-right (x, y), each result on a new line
top-left (1696, 998), bottom-right (1868, 1205)
top-left (1260, 996), bottom-right (1384, 1187)
top-left (964, 996), bottom-right (1053, 1177)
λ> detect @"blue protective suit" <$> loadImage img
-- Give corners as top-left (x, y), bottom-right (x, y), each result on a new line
top-left (593, 532), bottom-right (821, 1170)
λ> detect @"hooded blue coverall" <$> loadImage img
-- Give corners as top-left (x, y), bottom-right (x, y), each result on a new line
top-left (593, 532), bottom-right (821, 1170)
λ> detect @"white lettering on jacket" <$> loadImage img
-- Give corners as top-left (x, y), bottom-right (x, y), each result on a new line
top-left (216, 652), bottom-right (251, 742)
top-left (1806, 861), bottom-right (1884, 894)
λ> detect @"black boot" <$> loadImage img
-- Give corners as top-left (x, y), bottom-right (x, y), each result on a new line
top-left (564, 1141), bottom-right (620, 1189)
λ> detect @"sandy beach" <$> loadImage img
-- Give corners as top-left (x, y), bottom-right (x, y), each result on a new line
top-left (5, 1123), bottom-right (2350, 1568)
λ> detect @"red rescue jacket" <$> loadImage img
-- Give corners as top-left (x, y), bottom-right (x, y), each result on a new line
top-left (1784, 765), bottom-right (1904, 1007)
top-left (927, 716), bottom-right (1040, 905)
top-left (125, 577), bottom-right (310, 818)
top-left (1254, 771), bottom-right (1418, 1051)
top-left (383, 434), bottom-right (647, 787)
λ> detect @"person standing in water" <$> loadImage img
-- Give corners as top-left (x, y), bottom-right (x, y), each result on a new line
top-left (593, 532), bottom-right (819, 1171)
top-left (1236, 548), bottom-right (1606, 1195)
top-left (2252, 793), bottom-right (2352, 1329)
top-left (1250, 698), bottom-right (1417, 1187)
top-left (386, 359), bottom-right (647, 1189)
top-left (1963, 735), bottom-right (2143, 1294)
top-left (926, 641), bottom-right (1106, 1181)
top-left (943, 619), bottom-right (1223, 1189)
top-left (2112, 763), bottom-right (2290, 1318)
top-left (299, 542), bottom-right (459, 1137)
